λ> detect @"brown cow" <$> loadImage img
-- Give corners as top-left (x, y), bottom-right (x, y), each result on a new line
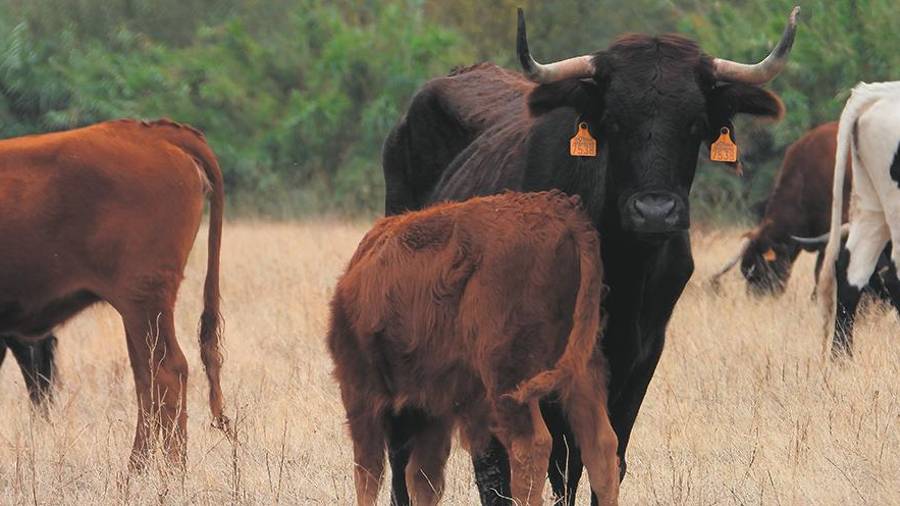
top-left (711, 122), bottom-right (848, 295)
top-left (328, 191), bottom-right (619, 506)
top-left (0, 119), bottom-right (229, 467)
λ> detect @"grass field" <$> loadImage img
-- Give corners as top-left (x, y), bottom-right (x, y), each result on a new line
top-left (0, 221), bottom-right (897, 505)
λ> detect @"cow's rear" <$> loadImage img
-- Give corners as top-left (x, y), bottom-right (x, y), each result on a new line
top-left (0, 119), bottom-right (229, 465)
top-left (328, 191), bottom-right (618, 505)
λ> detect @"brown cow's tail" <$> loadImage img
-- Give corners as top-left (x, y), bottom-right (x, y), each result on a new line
top-left (199, 142), bottom-right (230, 435)
top-left (154, 120), bottom-right (231, 435)
top-left (507, 220), bottom-right (602, 404)
top-left (194, 136), bottom-right (230, 435)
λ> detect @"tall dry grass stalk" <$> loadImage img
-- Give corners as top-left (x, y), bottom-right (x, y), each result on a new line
top-left (0, 221), bottom-right (896, 504)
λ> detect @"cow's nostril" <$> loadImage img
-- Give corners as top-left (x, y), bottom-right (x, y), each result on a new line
top-left (634, 199), bottom-right (650, 216)
top-left (659, 199), bottom-right (675, 215)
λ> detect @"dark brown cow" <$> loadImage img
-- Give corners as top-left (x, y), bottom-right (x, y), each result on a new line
top-left (0, 119), bottom-right (229, 466)
top-left (328, 191), bottom-right (619, 505)
top-left (711, 122), bottom-right (847, 295)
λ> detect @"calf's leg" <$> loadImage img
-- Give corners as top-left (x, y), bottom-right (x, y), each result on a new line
top-left (496, 400), bottom-right (552, 506)
top-left (566, 374), bottom-right (619, 506)
top-left (347, 411), bottom-right (386, 506)
top-left (542, 399), bottom-right (582, 506)
top-left (405, 417), bottom-right (452, 505)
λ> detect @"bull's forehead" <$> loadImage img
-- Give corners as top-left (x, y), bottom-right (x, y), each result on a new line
top-left (604, 74), bottom-right (706, 123)
top-left (599, 33), bottom-right (710, 115)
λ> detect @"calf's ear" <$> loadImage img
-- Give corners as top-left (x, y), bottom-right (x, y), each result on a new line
top-left (527, 79), bottom-right (604, 117)
top-left (709, 83), bottom-right (785, 121)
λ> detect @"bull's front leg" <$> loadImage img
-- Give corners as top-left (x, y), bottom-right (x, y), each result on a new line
top-left (605, 234), bottom-right (692, 487)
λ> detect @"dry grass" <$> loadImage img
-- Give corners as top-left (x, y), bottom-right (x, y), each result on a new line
top-left (0, 221), bottom-right (897, 505)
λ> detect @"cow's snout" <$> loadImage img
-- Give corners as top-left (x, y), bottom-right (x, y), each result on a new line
top-left (624, 192), bottom-right (687, 234)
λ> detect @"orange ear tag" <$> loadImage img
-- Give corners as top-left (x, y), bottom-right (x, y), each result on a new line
top-left (762, 248), bottom-right (777, 262)
top-left (710, 127), bottom-right (738, 163)
top-left (570, 122), bottom-right (597, 157)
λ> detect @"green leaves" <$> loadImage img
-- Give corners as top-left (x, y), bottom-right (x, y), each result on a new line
top-left (0, 0), bottom-right (472, 213)
top-left (0, 0), bottom-right (896, 217)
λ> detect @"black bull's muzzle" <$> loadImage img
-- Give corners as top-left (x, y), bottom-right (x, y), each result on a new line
top-left (621, 191), bottom-right (689, 234)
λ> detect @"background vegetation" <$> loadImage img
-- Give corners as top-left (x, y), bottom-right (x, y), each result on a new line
top-left (0, 0), bottom-right (896, 219)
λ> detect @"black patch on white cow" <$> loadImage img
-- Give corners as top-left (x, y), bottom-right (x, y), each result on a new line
top-left (891, 141), bottom-right (900, 188)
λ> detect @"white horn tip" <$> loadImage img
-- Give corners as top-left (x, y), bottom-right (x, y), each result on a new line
top-left (789, 6), bottom-right (801, 25)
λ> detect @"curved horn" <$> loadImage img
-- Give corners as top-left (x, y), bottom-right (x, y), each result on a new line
top-left (791, 223), bottom-right (850, 246)
top-left (517, 8), bottom-right (595, 83)
top-left (712, 6), bottom-right (801, 85)
top-left (709, 236), bottom-right (753, 288)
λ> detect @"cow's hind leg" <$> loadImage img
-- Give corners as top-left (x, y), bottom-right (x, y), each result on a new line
top-left (835, 210), bottom-right (889, 357)
top-left (495, 400), bottom-right (552, 506)
top-left (119, 296), bottom-right (189, 469)
top-left (7, 334), bottom-right (57, 408)
top-left (347, 410), bottom-right (386, 506)
top-left (543, 399), bottom-right (583, 506)
top-left (405, 416), bottom-right (452, 505)
top-left (565, 372), bottom-right (619, 506)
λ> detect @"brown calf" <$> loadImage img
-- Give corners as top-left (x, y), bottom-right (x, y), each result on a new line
top-left (328, 191), bottom-right (618, 505)
top-left (0, 119), bottom-right (229, 467)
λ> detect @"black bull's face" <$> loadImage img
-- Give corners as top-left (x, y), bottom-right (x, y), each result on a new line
top-left (518, 8), bottom-right (798, 237)
top-left (527, 37), bottom-right (785, 236)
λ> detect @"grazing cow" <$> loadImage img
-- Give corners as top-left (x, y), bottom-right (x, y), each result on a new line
top-left (711, 122), bottom-right (846, 295)
top-left (0, 119), bottom-right (229, 466)
top-left (382, 7), bottom-right (799, 504)
top-left (329, 191), bottom-right (618, 506)
top-left (711, 121), bottom-right (899, 300)
top-left (818, 82), bottom-right (900, 356)
top-left (0, 334), bottom-right (57, 406)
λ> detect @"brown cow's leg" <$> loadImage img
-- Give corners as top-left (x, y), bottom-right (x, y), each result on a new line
top-left (497, 400), bottom-right (552, 506)
top-left (347, 411), bottom-right (386, 506)
top-left (566, 375), bottom-right (619, 506)
top-left (122, 305), bottom-right (188, 469)
top-left (405, 418), bottom-right (452, 505)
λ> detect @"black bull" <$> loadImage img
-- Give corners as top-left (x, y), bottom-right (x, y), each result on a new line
top-left (382, 8), bottom-right (799, 505)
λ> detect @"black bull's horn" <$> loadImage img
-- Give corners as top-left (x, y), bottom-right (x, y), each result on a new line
top-left (791, 223), bottom-right (850, 246)
top-left (517, 6), bottom-right (801, 85)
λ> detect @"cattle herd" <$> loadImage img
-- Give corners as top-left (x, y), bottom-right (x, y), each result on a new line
top-left (0, 5), bottom-right (897, 506)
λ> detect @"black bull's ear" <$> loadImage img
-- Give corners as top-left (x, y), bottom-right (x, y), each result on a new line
top-left (707, 83), bottom-right (784, 135)
top-left (527, 78), bottom-right (604, 117)
top-left (705, 85), bottom-right (783, 170)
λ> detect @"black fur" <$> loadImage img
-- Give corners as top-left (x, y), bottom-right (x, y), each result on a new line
top-left (890, 142), bottom-right (900, 188)
top-left (0, 334), bottom-right (57, 407)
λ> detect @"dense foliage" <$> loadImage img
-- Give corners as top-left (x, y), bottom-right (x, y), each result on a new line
top-left (0, 0), bottom-right (896, 219)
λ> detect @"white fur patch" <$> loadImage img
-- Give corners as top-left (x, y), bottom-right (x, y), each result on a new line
top-left (843, 89), bottom-right (900, 289)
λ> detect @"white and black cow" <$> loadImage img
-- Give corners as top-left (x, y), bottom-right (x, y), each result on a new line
top-left (818, 81), bottom-right (900, 356)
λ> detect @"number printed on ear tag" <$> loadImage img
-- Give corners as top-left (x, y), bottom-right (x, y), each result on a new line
top-left (710, 127), bottom-right (738, 163)
top-left (570, 122), bottom-right (597, 157)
